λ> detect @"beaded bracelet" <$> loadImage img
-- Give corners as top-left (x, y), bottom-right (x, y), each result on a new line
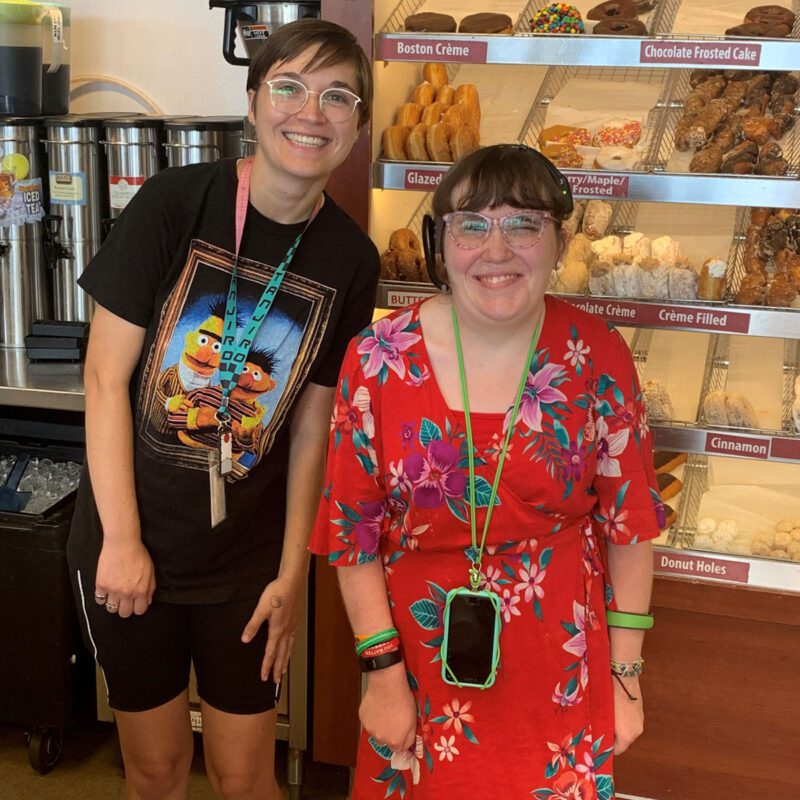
top-left (610, 658), bottom-right (644, 678)
top-left (354, 628), bottom-right (400, 657)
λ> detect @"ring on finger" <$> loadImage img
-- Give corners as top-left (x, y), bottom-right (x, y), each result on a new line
top-left (105, 602), bottom-right (119, 613)
top-left (94, 592), bottom-right (108, 603)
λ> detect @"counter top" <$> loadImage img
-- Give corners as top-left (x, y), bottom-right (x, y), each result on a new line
top-left (0, 348), bottom-right (85, 411)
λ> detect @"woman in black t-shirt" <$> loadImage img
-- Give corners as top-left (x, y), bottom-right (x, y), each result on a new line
top-left (68, 19), bottom-right (378, 799)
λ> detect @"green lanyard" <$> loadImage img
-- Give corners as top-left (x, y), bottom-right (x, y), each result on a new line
top-left (452, 305), bottom-right (544, 590)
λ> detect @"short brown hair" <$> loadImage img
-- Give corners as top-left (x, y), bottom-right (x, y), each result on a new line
top-left (432, 144), bottom-right (572, 224)
top-left (247, 19), bottom-right (372, 127)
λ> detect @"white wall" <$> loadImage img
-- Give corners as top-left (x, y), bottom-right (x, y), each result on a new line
top-left (67, 0), bottom-right (249, 116)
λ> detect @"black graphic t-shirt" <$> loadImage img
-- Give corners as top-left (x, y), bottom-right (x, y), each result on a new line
top-left (68, 159), bottom-right (379, 602)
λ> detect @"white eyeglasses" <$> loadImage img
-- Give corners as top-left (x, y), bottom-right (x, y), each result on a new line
top-left (262, 78), bottom-right (362, 123)
top-left (443, 210), bottom-right (556, 249)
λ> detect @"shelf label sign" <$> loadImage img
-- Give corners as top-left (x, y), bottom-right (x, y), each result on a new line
top-left (705, 432), bottom-right (770, 459)
top-left (770, 437), bottom-right (800, 462)
top-left (378, 37), bottom-right (488, 63)
top-left (561, 297), bottom-right (751, 333)
top-left (654, 550), bottom-right (750, 584)
top-left (385, 288), bottom-right (438, 307)
top-left (639, 41), bottom-right (761, 68)
top-left (561, 172), bottom-right (629, 198)
top-left (404, 168), bottom-right (445, 190)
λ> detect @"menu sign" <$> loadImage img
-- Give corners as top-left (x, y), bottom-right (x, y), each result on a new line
top-left (386, 288), bottom-right (438, 307)
top-left (561, 172), bottom-right (629, 198)
top-left (404, 168), bottom-right (446, 190)
top-left (654, 550), bottom-right (750, 584)
top-left (640, 41), bottom-right (761, 68)
top-left (562, 297), bottom-right (751, 333)
top-left (705, 432), bottom-right (770, 460)
top-left (770, 437), bottom-right (800, 462)
top-left (379, 37), bottom-right (488, 63)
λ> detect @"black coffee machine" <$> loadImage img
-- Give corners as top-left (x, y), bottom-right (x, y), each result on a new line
top-left (209, 1), bottom-right (321, 66)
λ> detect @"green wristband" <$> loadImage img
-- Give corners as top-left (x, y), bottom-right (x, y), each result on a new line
top-left (355, 628), bottom-right (399, 656)
top-left (606, 610), bottom-right (654, 630)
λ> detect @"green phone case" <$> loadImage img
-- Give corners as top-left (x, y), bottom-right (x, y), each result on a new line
top-left (440, 587), bottom-right (501, 689)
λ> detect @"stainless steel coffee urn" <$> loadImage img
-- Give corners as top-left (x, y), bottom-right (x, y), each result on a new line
top-left (42, 114), bottom-right (110, 322)
top-left (101, 116), bottom-right (166, 218)
top-left (163, 116), bottom-right (243, 167)
top-left (0, 117), bottom-right (49, 347)
top-left (242, 116), bottom-right (257, 158)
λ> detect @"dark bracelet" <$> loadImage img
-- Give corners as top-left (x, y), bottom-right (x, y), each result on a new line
top-left (360, 648), bottom-right (402, 673)
top-left (612, 671), bottom-right (639, 702)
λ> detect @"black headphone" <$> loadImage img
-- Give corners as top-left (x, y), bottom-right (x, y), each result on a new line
top-left (422, 144), bottom-right (574, 289)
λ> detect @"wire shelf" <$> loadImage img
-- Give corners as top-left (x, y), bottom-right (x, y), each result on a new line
top-left (382, 0), bottom-right (427, 33)
top-left (674, 454), bottom-right (708, 549)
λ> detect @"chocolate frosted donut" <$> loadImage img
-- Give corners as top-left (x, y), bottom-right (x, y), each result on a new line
top-left (745, 4), bottom-right (796, 27)
top-left (725, 21), bottom-right (791, 37)
top-left (593, 18), bottom-right (648, 34)
top-left (458, 12), bottom-right (513, 33)
top-left (587, 0), bottom-right (638, 20)
top-left (404, 12), bottom-right (457, 32)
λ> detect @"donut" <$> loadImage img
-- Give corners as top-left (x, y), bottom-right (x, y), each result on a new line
top-left (458, 12), bottom-right (513, 33)
top-left (592, 118), bottom-right (641, 147)
top-left (421, 101), bottom-right (448, 127)
top-left (442, 103), bottom-right (465, 127)
top-left (587, 0), bottom-right (638, 20)
top-left (404, 12), bottom-right (457, 32)
top-left (530, 4), bottom-right (586, 33)
top-left (661, 504), bottom-right (677, 529)
top-left (426, 122), bottom-right (453, 162)
top-left (380, 250), bottom-right (399, 280)
top-left (725, 21), bottom-right (791, 37)
top-left (540, 125), bottom-right (592, 147)
top-left (412, 81), bottom-right (436, 106)
top-left (396, 249), bottom-right (423, 282)
top-left (406, 123), bottom-right (430, 161)
top-left (422, 63), bottom-right (448, 91)
top-left (657, 473), bottom-right (682, 501)
top-left (653, 451), bottom-right (687, 474)
top-left (436, 85), bottom-right (455, 106)
top-left (382, 125), bottom-right (409, 160)
top-left (744, 5), bottom-right (796, 27)
top-left (593, 18), bottom-right (648, 34)
top-left (395, 102), bottom-right (423, 128)
top-left (458, 101), bottom-right (481, 132)
top-left (451, 125), bottom-right (480, 161)
top-left (454, 83), bottom-right (479, 110)
top-left (542, 143), bottom-right (585, 168)
top-left (593, 146), bottom-right (639, 171)
top-left (389, 228), bottom-right (422, 253)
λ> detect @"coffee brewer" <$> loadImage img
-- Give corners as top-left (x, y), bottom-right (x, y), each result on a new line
top-left (163, 116), bottom-right (243, 167)
top-left (0, 117), bottom-right (49, 346)
top-left (209, 1), bottom-right (321, 65)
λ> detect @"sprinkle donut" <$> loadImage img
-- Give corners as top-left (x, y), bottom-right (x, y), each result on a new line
top-left (530, 3), bottom-right (586, 33)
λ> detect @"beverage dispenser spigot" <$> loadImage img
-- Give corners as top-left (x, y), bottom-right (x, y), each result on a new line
top-left (41, 213), bottom-right (73, 265)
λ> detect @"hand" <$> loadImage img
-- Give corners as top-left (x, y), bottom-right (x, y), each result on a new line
top-left (241, 572), bottom-right (305, 683)
top-left (359, 663), bottom-right (417, 753)
top-left (95, 537), bottom-right (156, 618)
top-left (612, 676), bottom-right (644, 755)
top-left (167, 394), bottom-right (191, 413)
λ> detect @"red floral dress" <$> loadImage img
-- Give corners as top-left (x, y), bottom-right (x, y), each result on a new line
top-left (311, 296), bottom-right (663, 800)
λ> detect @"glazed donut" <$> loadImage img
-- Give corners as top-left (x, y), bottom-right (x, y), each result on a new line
top-left (382, 125), bottom-right (409, 160)
top-left (451, 125), bottom-right (480, 161)
top-left (454, 84), bottom-right (480, 110)
top-left (421, 101), bottom-right (448, 127)
top-left (587, 0), bottom-right (638, 20)
top-left (406, 123), bottom-right (430, 161)
top-left (380, 250), bottom-right (399, 280)
top-left (395, 102), bottom-right (423, 128)
top-left (745, 5), bottom-right (796, 28)
top-left (426, 122), bottom-right (453, 162)
top-left (458, 100), bottom-right (481, 132)
top-left (458, 12), bottom-right (513, 33)
top-left (396, 248), bottom-right (424, 282)
top-left (389, 227), bottom-right (422, 253)
top-left (442, 103), bottom-right (465, 128)
top-left (593, 146), bottom-right (639, 171)
top-left (435, 85), bottom-right (455, 106)
top-left (422, 63), bottom-right (449, 91)
top-left (404, 12), bottom-right (457, 32)
top-left (412, 81), bottom-right (436, 106)
top-left (593, 18), bottom-right (648, 35)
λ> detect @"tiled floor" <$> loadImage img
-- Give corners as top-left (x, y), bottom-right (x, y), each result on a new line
top-left (0, 719), bottom-right (350, 800)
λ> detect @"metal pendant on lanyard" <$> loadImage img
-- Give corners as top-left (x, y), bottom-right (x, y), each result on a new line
top-left (452, 305), bottom-right (544, 590)
top-left (209, 157), bottom-right (322, 526)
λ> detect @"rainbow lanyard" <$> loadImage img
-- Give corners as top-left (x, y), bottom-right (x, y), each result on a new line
top-left (451, 305), bottom-right (544, 590)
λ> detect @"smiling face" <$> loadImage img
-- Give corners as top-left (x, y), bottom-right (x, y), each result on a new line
top-left (443, 195), bottom-right (566, 327)
top-left (247, 45), bottom-right (361, 191)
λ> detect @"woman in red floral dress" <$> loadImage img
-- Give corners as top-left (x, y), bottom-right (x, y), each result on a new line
top-left (311, 145), bottom-right (663, 799)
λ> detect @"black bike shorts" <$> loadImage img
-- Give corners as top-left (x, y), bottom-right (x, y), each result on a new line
top-left (72, 568), bottom-right (279, 714)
